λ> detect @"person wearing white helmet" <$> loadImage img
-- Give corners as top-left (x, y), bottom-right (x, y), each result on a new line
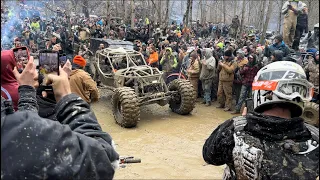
top-left (203, 61), bottom-right (319, 179)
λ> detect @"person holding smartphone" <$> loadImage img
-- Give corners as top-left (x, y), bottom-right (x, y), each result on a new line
top-left (1, 50), bottom-right (20, 111)
top-left (1, 58), bottom-right (119, 179)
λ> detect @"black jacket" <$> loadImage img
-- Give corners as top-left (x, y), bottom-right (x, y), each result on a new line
top-left (203, 113), bottom-right (319, 179)
top-left (297, 13), bottom-right (308, 32)
top-left (37, 95), bottom-right (57, 121)
top-left (1, 86), bottom-right (119, 180)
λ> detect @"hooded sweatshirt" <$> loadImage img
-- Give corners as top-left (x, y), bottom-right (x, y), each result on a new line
top-left (1, 50), bottom-right (19, 111)
top-left (200, 48), bottom-right (216, 80)
top-left (160, 47), bottom-right (178, 72)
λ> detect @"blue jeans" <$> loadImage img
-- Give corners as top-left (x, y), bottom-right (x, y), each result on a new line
top-left (202, 79), bottom-right (213, 103)
top-left (235, 85), bottom-right (252, 111)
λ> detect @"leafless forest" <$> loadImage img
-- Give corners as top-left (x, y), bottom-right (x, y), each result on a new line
top-left (40, 0), bottom-right (318, 30)
top-left (1, 0), bottom-right (319, 34)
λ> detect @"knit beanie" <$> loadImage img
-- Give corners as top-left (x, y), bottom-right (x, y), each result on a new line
top-left (73, 55), bottom-right (86, 67)
top-left (224, 49), bottom-right (233, 57)
top-left (274, 35), bottom-right (283, 42)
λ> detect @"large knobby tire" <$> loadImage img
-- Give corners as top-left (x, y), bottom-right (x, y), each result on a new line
top-left (112, 87), bottom-right (140, 128)
top-left (302, 102), bottom-right (319, 127)
top-left (168, 79), bottom-right (196, 115)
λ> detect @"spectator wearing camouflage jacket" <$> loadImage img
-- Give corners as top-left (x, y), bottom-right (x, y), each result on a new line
top-left (304, 51), bottom-right (319, 90)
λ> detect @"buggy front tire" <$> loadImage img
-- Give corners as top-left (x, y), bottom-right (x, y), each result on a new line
top-left (168, 79), bottom-right (196, 115)
top-left (112, 87), bottom-right (140, 128)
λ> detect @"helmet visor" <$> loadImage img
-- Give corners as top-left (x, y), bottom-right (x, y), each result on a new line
top-left (253, 79), bottom-right (314, 102)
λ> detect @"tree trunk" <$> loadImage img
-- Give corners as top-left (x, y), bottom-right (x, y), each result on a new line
top-left (164, 0), bottom-right (170, 26)
top-left (189, 0), bottom-right (193, 26)
top-left (248, 0), bottom-right (253, 25)
top-left (239, 0), bottom-right (246, 36)
top-left (278, 0), bottom-right (284, 33)
top-left (124, 0), bottom-right (128, 24)
top-left (260, 0), bottom-right (273, 44)
top-left (234, 1), bottom-right (237, 16)
top-left (183, 0), bottom-right (191, 27)
top-left (223, 0), bottom-right (226, 24)
top-left (131, 0), bottom-right (135, 28)
top-left (203, 0), bottom-right (207, 23)
top-left (259, 0), bottom-right (267, 32)
top-left (200, 0), bottom-right (203, 24)
top-left (82, 0), bottom-right (89, 18)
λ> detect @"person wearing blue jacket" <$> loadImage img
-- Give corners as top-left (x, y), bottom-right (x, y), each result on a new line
top-left (263, 35), bottom-right (290, 58)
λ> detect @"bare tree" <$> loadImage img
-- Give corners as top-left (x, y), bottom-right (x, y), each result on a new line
top-left (183, 0), bottom-right (192, 27)
top-left (278, 0), bottom-right (284, 33)
top-left (234, 1), bottom-right (237, 16)
top-left (130, 0), bottom-right (135, 28)
top-left (189, 0), bottom-right (193, 26)
top-left (260, 0), bottom-right (273, 44)
top-left (223, 0), bottom-right (226, 24)
top-left (258, 0), bottom-right (267, 32)
top-left (239, 0), bottom-right (247, 35)
top-left (82, 0), bottom-right (89, 18)
top-left (164, 0), bottom-right (170, 26)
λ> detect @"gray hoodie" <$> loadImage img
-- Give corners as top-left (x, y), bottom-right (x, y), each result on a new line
top-left (200, 48), bottom-right (217, 80)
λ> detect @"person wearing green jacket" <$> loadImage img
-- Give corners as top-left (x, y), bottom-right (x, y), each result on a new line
top-left (160, 47), bottom-right (178, 83)
top-left (30, 19), bottom-right (40, 32)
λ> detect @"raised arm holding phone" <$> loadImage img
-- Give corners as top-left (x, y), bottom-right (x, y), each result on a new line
top-left (1, 53), bottom-right (119, 179)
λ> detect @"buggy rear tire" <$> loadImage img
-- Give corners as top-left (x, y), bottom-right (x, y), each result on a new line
top-left (168, 79), bottom-right (196, 115)
top-left (302, 102), bottom-right (319, 127)
top-left (112, 87), bottom-right (140, 128)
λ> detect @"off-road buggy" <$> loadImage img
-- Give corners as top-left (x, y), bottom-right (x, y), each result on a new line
top-left (95, 47), bottom-right (196, 128)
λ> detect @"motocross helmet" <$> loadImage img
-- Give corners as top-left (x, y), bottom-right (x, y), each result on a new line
top-left (252, 61), bottom-right (314, 117)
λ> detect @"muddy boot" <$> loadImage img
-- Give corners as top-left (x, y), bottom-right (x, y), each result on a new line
top-left (216, 104), bottom-right (224, 108)
top-left (230, 110), bottom-right (240, 114)
top-left (205, 102), bottom-right (211, 106)
top-left (224, 107), bottom-right (231, 112)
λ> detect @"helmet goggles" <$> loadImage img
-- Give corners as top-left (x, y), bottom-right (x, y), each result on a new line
top-left (252, 79), bottom-right (314, 102)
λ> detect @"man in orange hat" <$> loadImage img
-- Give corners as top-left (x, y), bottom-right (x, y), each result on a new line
top-left (69, 55), bottom-right (99, 104)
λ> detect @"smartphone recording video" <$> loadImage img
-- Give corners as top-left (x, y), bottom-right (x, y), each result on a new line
top-left (245, 98), bottom-right (254, 114)
top-left (38, 51), bottom-right (59, 86)
top-left (59, 54), bottom-right (67, 67)
top-left (13, 47), bottom-right (29, 72)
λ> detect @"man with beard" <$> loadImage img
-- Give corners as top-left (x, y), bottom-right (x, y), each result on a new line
top-left (216, 50), bottom-right (237, 111)
top-left (200, 48), bottom-right (217, 106)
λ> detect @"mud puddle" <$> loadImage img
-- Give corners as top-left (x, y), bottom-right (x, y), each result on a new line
top-left (91, 89), bottom-right (234, 179)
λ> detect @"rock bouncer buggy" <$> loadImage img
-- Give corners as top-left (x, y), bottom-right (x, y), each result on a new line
top-left (95, 47), bottom-right (196, 128)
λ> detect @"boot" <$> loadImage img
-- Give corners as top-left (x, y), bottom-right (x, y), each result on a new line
top-left (230, 110), bottom-right (240, 114)
top-left (224, 107), bottom-right (231, 111)
top-left (205, 102), bottom-right (211, 106)
top-left (216, 104), bottom-right (224, 108)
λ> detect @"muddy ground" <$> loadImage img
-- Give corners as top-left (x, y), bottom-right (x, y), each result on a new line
top-left (91, 89), bottom-right (234, 179)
